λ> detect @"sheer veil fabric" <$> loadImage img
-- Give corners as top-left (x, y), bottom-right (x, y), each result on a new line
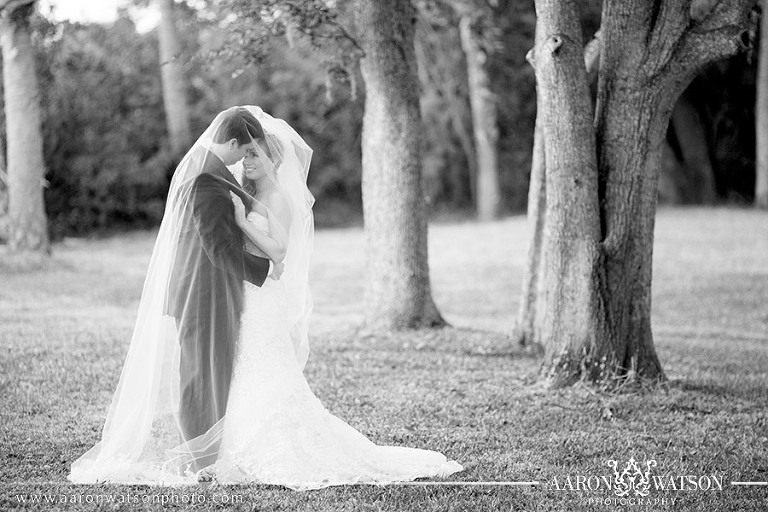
top-left (68, 105), bottom-right (462, 488)
top-left (68, 106), bottom-right (314, 484)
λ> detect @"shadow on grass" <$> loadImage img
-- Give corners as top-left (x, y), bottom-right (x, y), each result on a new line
top-left (329, 325), bottom-right (542, 361)
top-left (666, 378), bottom-right (765, 405)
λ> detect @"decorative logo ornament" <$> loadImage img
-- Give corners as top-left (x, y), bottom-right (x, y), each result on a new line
top-left (607, 457), bottom-right (657, 497)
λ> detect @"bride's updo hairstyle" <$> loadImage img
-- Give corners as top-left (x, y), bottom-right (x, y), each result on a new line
top-left (67, 106), bottom-right (314, 485)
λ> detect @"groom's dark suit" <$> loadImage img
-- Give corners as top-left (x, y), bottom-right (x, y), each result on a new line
top-left (165, 146), bottom-right (270, 445)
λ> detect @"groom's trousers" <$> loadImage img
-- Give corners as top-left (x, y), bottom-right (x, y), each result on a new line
top-left (176, 312), bottom-right (240, 445)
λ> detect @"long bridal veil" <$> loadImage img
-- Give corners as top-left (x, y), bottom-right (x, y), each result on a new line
top-left (68, 106), bottom-right (314, 484)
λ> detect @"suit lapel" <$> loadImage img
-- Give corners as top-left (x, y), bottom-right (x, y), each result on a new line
top-left (200, 148), bottom-right (253, 204)
top-left (202, 149), bottom-right (237, 185)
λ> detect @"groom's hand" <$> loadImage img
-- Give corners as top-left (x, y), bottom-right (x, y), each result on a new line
top-left (269, 261), bottom-right (285, 280)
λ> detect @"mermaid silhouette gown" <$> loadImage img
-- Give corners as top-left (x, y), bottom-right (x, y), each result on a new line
top-left (207, 211), bottom-right (463, 490)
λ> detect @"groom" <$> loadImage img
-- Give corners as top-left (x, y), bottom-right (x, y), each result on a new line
top-left (165, 108), bottom-right (282, 454)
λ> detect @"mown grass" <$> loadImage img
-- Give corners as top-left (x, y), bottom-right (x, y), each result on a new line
top-left (1, 207), bottom-right (767, 511)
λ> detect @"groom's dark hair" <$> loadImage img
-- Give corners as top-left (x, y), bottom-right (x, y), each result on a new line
top-left (213, 108), bottom-right (264, 145)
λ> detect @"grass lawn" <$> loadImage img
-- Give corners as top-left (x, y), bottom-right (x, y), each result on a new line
top-left (1, 207), bottom-right (767, 511)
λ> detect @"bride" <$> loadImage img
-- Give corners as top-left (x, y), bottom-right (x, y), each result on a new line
top-left (68, 106), bottom-right (462, 489)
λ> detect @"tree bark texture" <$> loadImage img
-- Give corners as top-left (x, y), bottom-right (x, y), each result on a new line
top-left (525, 0), bottom-right (756, 387)
top-left (531, 0), bottom-right (607, 386)
top-left (158, 0), bottom-right (191, 154)
top-left (515, 29), bottom-right (603, 351)
top-left (1, 0), bottom-right (49, 254)
top-left (514, 104), bottom-right (546, 350)
top-left (459, 14), bottom-right (501, 221)
top-left (356, 0), bottom-right (446, 331)
top-left (757, 2), bottom-right (768, 208)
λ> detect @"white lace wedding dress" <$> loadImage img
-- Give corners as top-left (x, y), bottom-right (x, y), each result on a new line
top-left (208, 212), bottom-right (463, 490)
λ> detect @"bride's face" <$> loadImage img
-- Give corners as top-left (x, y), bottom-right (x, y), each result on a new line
top-left (243, 141), bottom-right (273, 180)
top-left (242, 150), bottom-right (264, 180)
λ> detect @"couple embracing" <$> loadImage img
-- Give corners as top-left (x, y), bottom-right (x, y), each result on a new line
top-left (68, 106), bottom-right (462, 489)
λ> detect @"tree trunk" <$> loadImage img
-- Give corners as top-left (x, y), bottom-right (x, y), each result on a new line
top-left (356, 0), bottom-right (446, 331)
top-left (527, 0), bottom-right (755, 387)
top-left (669, 89), bottom-right (717, 203)
top-left (514, 100), bottom-right (546, 349)
top-left (757, 2), bottom-right (768, 208)
top-left (589, 0), bottom-right (755, 384)
top-left (413, 20), bottom-right (476, 206)
top-left (0, 136), bottom-right (7, 242)
top-left (593, 84), bottom-right (668, 384)
top-left (459, 14), bottom-right (501, 221)
top-left (530, 0), bottom-right (607, 387)
top-left (158, 0), bottom-right (191, 154)
top-left (515, 28), bottom-right (602, 351)
top-left (1, 1), bottom-right (49, 254)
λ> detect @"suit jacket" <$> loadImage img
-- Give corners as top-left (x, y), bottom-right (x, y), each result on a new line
top-left (165, 146), bottom-right (271, 320)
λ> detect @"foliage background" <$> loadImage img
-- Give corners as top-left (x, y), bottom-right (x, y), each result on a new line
top-left (0, 0), bottom-right (758, 238)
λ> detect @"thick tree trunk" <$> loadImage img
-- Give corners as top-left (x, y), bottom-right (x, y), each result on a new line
top-left (669, 89), bottom-right (717, 203)
top-left (757, 3), bottom-right (768, 208)
top-left (356, 0), bottom-right (446, 331)
top-left (1, 1), bottom-right (49, 254)
top-left (459, 14), bottom-right (501, 221)
top-left (594, 84), bottom-right (668, 383)
top-left (158, 0), bottom-right (191, 154)
top-left (586, 0), bottom-right (753, 384)
top-left (527, 0), bottom-right (755, 387)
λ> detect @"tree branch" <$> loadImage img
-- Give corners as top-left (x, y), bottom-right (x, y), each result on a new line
top-left (689, 0), bottom-right (757, 32)
top-left (641, 0), bottom-right (756, 82)
top-left (645, 0), bottom-right (691, 75)
top-left (675, 0), bottom-right (757, 73)
top-left (648, 0), bottom-right (757, 93)
top-left (690, 0), bottom-right (725, 22)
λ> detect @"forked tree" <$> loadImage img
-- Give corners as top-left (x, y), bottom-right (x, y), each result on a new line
top-left (517, 0), bottom-right (758, 387)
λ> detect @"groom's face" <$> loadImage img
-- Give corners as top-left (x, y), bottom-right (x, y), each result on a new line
top-left (223, 139), bottom-right (255, 166)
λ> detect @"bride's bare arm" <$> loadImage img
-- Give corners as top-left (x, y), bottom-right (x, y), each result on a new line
top-left (230, 191), bottom-right (290, 262)
top-left (236, 218), bottom-right (286, 262)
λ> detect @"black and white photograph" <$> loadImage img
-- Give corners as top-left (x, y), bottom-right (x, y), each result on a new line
top-left (1, 0), bottom-right (766, 510)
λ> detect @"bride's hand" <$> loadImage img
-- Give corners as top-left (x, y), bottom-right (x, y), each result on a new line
top-left (269, 261), bottom-right (285, 280)
top-left (230, 191), bottom-right (247, 225)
